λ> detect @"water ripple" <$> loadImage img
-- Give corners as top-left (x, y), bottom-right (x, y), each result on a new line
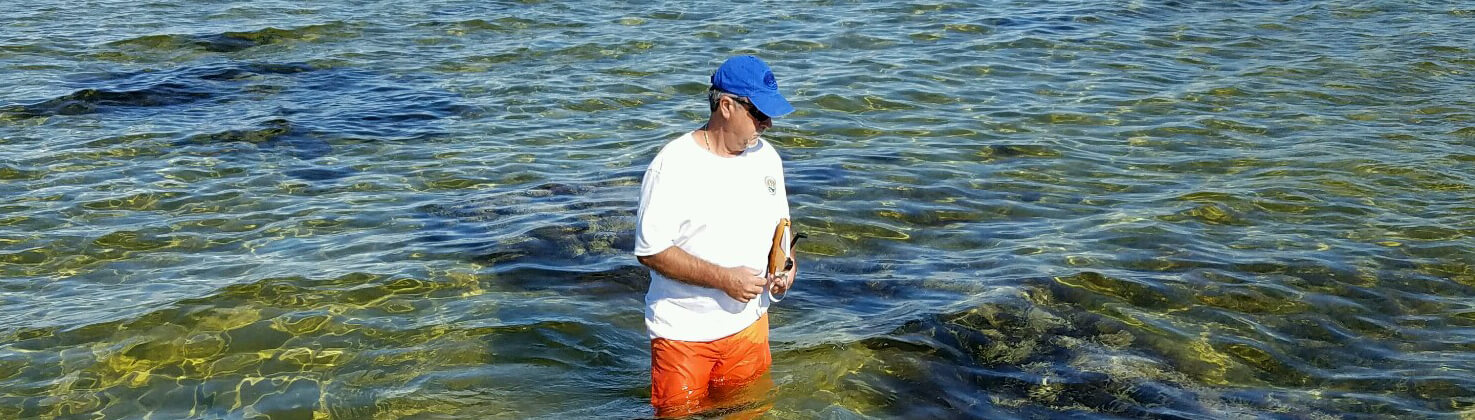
top-left (3, 0), bottom-right (1475, 418)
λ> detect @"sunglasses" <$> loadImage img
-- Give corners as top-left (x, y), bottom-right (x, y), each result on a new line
top-left (732, 97), bottom-right (771, 123)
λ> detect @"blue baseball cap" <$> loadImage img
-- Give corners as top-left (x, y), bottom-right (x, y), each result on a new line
top-left (710, 55), bottom-right (795, 119)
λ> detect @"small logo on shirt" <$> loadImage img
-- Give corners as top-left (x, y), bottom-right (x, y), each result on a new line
top-left (764, 176), bottom-right (777, 195)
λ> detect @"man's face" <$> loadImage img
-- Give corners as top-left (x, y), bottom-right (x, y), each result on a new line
top-left (729, 96), bottom-right (772, 143)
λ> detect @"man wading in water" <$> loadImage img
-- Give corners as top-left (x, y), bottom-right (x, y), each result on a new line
top-left (633, 55), bottom-right (798, 417)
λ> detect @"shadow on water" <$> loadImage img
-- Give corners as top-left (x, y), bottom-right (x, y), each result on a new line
top-left (5, 60), bottom-right (475, 133)
top-left (0, 63), bottom-right (311, 119)
top-left (103, 21), bottom-right (361, 53)
top-left (170, 117), bottom-right (334, 159)
top-left (412, 181), bottom-right (639, 268)
top-left (3, 59), bottom-right (478, 168)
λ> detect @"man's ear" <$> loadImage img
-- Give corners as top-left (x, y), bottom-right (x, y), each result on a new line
top-left (717, 96), bottom-right (735, 119)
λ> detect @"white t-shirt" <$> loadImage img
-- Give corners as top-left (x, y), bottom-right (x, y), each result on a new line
top-left (633, 132), bottom-right (790, 342)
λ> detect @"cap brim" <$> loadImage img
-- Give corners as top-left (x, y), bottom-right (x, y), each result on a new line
top-left (749, 91), bottom-right (795, 119)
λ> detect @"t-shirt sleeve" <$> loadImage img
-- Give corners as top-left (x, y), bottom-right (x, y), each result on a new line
top-left (633, 166), bottom-right (682, 256)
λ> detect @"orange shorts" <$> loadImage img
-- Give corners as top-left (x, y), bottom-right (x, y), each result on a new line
top-left (650, 313), bottom-right (772, 417)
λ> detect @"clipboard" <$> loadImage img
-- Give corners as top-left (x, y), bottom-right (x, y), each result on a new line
top-left (765, 218), bottom-right (805, 299)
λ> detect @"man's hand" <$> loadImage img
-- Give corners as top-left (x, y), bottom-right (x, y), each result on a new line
top-left (721, 266), bottom-right (768, 303)
top-left (771, 258), bottom-right (797, 296)
top-left (636, 247), bottom-right (777, 303)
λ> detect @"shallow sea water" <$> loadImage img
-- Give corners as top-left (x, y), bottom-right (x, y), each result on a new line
top-left (2, 0), bottom-right (1474, 418)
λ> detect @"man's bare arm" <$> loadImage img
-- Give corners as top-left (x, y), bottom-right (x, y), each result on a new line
top-left (637, 247), bottom-right (768, 303)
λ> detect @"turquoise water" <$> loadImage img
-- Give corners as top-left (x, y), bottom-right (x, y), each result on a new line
top-left (2, 0), bottom-right (1474, 418)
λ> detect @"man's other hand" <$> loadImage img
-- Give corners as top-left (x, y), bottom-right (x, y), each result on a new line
top-left (771, 258), bottom-right (797, 296)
